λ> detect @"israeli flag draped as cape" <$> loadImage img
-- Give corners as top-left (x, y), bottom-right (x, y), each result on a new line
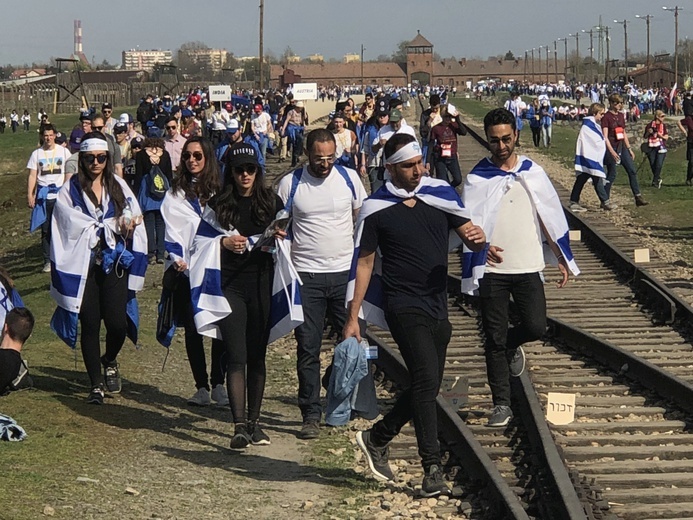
top-left (156, 189), bottom-right (203, 347)
top-left (574, 116), bottom-right (606, 178)
top-left (346, 176), bottom-right (470, 331)
top-left (188, 204), bottom-right (303, 343)
top-left (49, 176), bottom-right (148, 348)
top-left (461, 156), bottom-right (580, 295)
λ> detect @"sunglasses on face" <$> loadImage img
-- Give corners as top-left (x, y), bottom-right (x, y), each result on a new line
top-left (93, 125), bottom-right (104, 131)
top-left (182, 151), bottom-right (204, 161)
top-left (233, 165), bottom-right (257, 175)
top-left (103, 110), bottom-right (112, 113)
top-left (83, 153), bottom-right (108, 165)
top-left (166, 125), bottom-right (177, 130)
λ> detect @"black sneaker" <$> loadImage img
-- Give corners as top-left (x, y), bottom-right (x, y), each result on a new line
top-left (488, 405), bottom-right (513, 427)
top-left (87, 385), bottom-right (105, 405)
top-left (355, 430), bottom-right (394, 481)
top-left (230, 424), bottom-right (252, 449)
top-left (421, 464), bottom-right (450, 497)
top-left (248, 421), bottom-right (271, 446)
top-left (509, 346), bottom-right (526, 377)
top-left (297, 420), bottom-right (320, 440)
top-left (102, 357), bottom-right (122, 394)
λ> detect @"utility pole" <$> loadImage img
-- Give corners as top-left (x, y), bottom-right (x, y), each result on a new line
top-left (663, 6), bottom-right (683, 87)
top-left (360, 44), bottom-right (365, 93)
top-left (614, 19), bottom-right (628, 83)
top-left (524, 50), bottom-right (528, 83)
top-left (531, 48), bottom-right (535, 82)
top-left (558, 38), bottom-right (568, 80)
top-left (538, 46), bottom-right (543, 83)
top-left (546, 45), bottom-right (550, 83)
top-left (569, 33), bottom-right (580, 82)
top-left (553, 40), bottom-right (559, 83)
top-left (605, 25), bottom-right (611, 82)
top-left (258, 0), bottom-right (264, 91)
top-left (635, 15), bottom-right (653, 88)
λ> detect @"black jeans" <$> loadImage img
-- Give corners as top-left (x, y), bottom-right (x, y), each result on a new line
top-left (370, 309), bottom-right (452, 472)
top-left (294, 270), bottom-right (349, 421)
top-left (144, 210), bottom-right (165, 260)
top-left (41, 199), bottom-right (56, 264)
top-left (79, 265), bottom-right (129, 387)
top-left (433, 156), bottom-right (462, 187)
top-left (216, 269), bottom-right (272, 424)
top-left (570, 173), bottom-right (609, 204)
top-left (646, 149), bottom-right (666, 184)
top-left (688, 144), bottom-right (693, 182)
top-left (530, 126), bottom-right (541, 147)
top-left (478, 272), bottom-right (546, 407)
top-left (174, 275), bottom-right (225, 391)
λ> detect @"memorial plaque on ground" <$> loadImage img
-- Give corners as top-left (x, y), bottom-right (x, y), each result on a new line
top-left (440, 376), bottom-right (468, 410)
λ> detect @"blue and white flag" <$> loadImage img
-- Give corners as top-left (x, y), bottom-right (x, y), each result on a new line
top-left (188, 204), bottom-right (303, 343)
top-left (0, 280), bottom-right (24, 330)
top-left (346, 176), bottom-right (470, 331)
top-left (49, 176), bottom-right (148, 348)
top-left (462, 156), bottom-right (580, 294)
top-left (574, 116), bottom-right (606, 178)
top-left (156, 189), bottom-right (204, 346)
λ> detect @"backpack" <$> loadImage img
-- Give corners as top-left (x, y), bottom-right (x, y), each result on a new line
top-left (147, 163), bottom-right (169, 200)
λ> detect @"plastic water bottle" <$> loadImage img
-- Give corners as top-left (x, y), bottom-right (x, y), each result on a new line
top-left (122, 204), bottom-right (133, 227)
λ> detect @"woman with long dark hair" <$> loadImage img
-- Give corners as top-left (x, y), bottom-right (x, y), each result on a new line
top-left (50, 132), bottom-right (147, 404)
top-left (159, 136), bottom-right (228, 407)
top-left (193, 143), bottom-right (284, 448)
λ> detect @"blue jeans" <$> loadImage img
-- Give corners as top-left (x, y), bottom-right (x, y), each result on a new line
top-left (479, 272), bottom-right (547, 407)
top-left (604, 147), bottom-right (642, 198)
top-left (294, 270), bottom-right (349, 421)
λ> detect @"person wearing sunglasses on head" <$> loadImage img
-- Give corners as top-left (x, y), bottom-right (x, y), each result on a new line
top-left (50, 132), bottom-right (147, 405)
top-left (190, 143), bottom-right (286, 448)
top-left (158, 137), bottom-right (228, 408)
top-left (134, 137), bottom-right (174, 264)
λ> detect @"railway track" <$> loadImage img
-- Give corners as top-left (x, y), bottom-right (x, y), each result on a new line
top-left (266, 105), bottom-right (693, 519)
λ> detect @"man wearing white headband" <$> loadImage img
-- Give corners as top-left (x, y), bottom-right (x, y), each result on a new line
top-left (345, 133), bottom-right (486, 496)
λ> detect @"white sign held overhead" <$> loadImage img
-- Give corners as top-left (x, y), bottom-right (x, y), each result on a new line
top-left (209, 85), bottom-right (231, 102)
top-left (291, 82), bottom-right (318, 101)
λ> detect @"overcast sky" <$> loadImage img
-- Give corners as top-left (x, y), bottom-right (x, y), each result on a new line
top-left (1, 0), bottom-right (690, 66)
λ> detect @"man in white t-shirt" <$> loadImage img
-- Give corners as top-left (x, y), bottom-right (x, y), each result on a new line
top-left (277, 128), bottom-right (367, 440)
top-left (463, 108), bottom-right (574, 428)
top-left (27, 124), bottom-right (72, 272)
top-left (371, 109), bottom-right (416, 155)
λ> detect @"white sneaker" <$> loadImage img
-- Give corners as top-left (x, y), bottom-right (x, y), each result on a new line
top-left (187, 387), bottom-right (211, 406)
top-left (42, 263), bottom-right (51, 273)
top-left (569, 202), bottom-right (587, 213)
top-left (211, 384), bottom-right (229, 406)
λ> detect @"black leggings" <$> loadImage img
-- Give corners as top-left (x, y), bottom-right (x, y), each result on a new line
top-left (173, 274), bottom-right (225, 390)
top-left (216, 269), bottom-right (272, 424)
top-left (79, 266), bottom-right (129, 387)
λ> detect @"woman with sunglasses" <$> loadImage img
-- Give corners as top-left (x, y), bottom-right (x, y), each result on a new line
top-left (50, 132), bottom-right (147, 404)
top-left (134, 137), bottom-right (174, 264)
top-left (159, 137), bottom-right (228, 407)
top-left (194, 143), bottom-right (284, 448)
